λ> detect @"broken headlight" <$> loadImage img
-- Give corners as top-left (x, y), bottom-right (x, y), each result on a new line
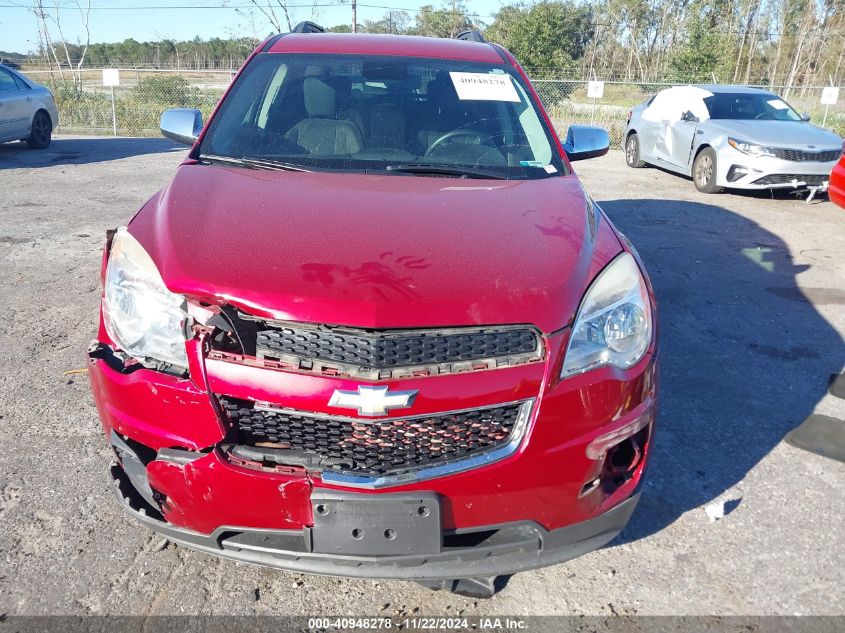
top-left (561, 252), bottom-right (652, 378)
top-left (102, 227), bottom-right (188, 369)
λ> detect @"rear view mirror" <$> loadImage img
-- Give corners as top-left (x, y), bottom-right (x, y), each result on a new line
top-left (362, 60), bottom-right (409, 82)
top-left (562, 125), bottom-right (610, 161)
top-left (801, 112), bottom-right (811, 122)
top-left (160, 108), bottom-right (203, 145)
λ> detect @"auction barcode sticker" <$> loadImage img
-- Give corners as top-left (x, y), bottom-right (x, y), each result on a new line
top-left (449, 72), bottom-right (520, 102)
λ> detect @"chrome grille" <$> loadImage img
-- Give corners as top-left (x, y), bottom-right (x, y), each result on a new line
top-left (253, 323), bottom-right (541, 378)
top-left (771, 148), bottom-right (840, 162)
top-left (219, 396), bottom-right (530, 479)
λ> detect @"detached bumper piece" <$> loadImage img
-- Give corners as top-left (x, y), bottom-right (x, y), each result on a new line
top-left (110, 459), bottom-right (639, 583)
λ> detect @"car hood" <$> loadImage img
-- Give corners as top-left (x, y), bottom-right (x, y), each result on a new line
top-left (128, 164), bottom-right (622, 333)
top-left (703, 120), bottom-right (842, 148)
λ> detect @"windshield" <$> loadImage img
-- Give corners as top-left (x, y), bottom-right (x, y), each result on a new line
top-left (703, 92), bottom-right (802, 121)
top-left (198, 53), bottom-right (565, 179)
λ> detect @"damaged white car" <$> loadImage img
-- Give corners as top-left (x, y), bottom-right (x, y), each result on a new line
top-left (624, 85), bottom-right (843, 195)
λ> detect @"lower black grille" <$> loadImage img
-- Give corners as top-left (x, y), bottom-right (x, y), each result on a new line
top-left (256, 325), bottom-right (539, 372)
top-left (753, 174), bottom-right (828, 186)
top-left (219, 396), bottom-right (526, 477)
top-left (771, 148), bottom-right (840, 162)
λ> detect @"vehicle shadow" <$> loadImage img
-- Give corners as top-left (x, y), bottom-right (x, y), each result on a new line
top-left (0, 136), bottom-right (183, 169)
top-left (599, 198), bottom-right (845, 543)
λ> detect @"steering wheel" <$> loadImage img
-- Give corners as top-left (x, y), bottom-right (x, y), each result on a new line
top-left (424, 130), bottom-right (487, 157)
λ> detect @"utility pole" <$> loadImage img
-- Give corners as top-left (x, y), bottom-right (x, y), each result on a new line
top-left (352, 0), bottom-right (357, 32)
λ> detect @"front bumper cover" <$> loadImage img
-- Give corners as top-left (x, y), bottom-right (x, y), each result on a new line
top-left (716, 147), bottom-right (838, 190)
top-left (111, 460), bottom-right (639, 580)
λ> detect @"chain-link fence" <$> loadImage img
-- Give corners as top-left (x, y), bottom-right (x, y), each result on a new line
top-left (24, 69), bottom-right (229, 137)
top-left (23, 69), bottom-right (845, 145)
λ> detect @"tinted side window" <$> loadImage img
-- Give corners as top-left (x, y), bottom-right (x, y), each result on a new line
top-left (0, 69), bottom-right (19, 93)
top-left (13, 74), bottom-right (30, 90)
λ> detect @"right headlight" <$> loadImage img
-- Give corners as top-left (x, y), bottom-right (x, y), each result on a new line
top-left (561, 252), bottom-right (652, 378)
top-left (102, 227), bottom-right (188, 369)
top-left (727, 137), bottom-right (775, 158)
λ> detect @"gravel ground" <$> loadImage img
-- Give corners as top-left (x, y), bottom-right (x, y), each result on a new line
top-left (1, 137), bottom-right (843, 617)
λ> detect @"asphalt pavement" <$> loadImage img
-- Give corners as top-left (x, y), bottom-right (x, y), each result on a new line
top-left (0, 137), bottom-right (843, 616)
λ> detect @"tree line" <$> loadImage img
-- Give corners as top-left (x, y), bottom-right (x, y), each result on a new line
top-left (19, 0), bottom-right (845, 88)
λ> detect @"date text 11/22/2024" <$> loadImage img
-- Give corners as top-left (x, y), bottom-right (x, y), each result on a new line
top-left (306, 617), bottom-right (528, 630)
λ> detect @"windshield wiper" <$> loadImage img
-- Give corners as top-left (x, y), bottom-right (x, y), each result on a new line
top-left (199, 154), bottom-right (311, 172)
top-left (384, 163), bottom-right (507, 180)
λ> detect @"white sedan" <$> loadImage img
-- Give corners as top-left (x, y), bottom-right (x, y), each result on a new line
top-left (0, 65), bottom-right (59, 149)
top-left (624, 85), bottom-right (843, 195)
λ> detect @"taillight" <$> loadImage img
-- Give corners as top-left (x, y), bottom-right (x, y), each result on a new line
top-left (626, 110), bottom-right (632, 123)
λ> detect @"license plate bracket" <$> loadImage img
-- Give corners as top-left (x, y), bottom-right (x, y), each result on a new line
top-left (310, 491), bottom-right (441, 556)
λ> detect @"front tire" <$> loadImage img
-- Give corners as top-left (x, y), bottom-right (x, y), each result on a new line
top-left (692, 147), bottom-right (720, 193)
top-left (27, 111), bottom-right (52, 149)
top-left (625, 133), bottom-right (645, 168)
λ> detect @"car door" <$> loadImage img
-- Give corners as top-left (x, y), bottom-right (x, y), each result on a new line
top-left (0, 68), bottom-right (33, 141)
top-left (640, 90), bottom-right (681, 164)
top-left (642, 88), bottom-right (707, 170)
top-left (665, 116), bottom-right (699, 170)
top-left (635, 97), bottom-right (660, 159)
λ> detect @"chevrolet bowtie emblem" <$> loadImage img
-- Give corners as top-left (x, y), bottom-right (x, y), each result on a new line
top-left (328, 385), bottom-right (418, 417)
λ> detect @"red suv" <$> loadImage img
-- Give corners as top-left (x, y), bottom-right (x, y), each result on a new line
top-left (89, 24), bottom-right (657, 598)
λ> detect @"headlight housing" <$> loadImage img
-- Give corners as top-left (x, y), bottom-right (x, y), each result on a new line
top-left (102, 227), bottom-right (188, 369)
top-left (728, 137), bottom-right (775, 158)
top-left (561, 252), bottom-right (652, 378)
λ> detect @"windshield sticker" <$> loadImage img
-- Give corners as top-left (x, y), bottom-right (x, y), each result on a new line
top-left (449, 72), bottom-right (520, 102)
top-left (544, 164), bottom-right (558, 174)
top-left (520, 160), bottom-right (545, 167)
top-left (767, 99), bottom-right (789, 109)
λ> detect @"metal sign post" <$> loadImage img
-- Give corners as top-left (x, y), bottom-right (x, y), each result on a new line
top-left (109, 85), bottom-right (116, 136)
top-left (587, 80), bottom-right (605, 126)
top-left (102, 69), bottom-right (120, 137)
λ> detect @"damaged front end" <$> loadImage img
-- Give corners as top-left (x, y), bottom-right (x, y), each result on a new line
top-left (90, 224), bottom-right (654, 594)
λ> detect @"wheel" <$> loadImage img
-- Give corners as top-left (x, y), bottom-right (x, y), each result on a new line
top-left (625, 133), bottom-right (645, 168)
top-left (27, 111), bottom-right (52, 149)
top-left (692, 147), bottom-right (720, 193)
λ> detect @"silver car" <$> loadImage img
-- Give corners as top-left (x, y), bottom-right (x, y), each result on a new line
top-left (624, 85), bottom-right (843, 194)
top-left (0, 64), bottom-right (59, 149)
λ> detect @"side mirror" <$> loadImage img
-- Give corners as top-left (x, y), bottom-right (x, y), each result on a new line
top-left (562, 125), bottom-right (610, 161)
top-left (801, 112), bottom-right (811, 122)
top-left (681, 110), bottom-right (699, 123)
top-left (160, 108), bottom-right (203, 145)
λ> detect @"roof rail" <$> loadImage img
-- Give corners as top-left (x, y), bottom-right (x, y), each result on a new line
top-left (292, 21), bottom-right (325, 33)
top-left (456, 29), bottom-right (486, 43)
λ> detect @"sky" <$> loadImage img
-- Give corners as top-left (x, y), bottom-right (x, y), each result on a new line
top-left (0, 0), bottom-right (507, 55)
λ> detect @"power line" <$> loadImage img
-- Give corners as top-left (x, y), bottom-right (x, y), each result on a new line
top-left (0, 0), bottom-right (497, 17)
